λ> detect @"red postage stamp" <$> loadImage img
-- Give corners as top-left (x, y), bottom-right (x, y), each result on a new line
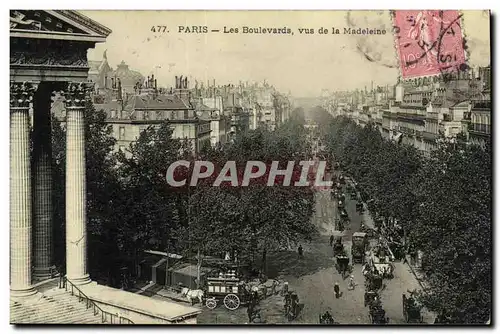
top-left (392, 10), bottom-right (467, 79)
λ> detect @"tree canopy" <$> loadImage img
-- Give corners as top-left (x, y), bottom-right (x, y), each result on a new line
top-left (322, 116), bottom-right (491, 324)
top-left (51, 110), bottom-right (317, 284)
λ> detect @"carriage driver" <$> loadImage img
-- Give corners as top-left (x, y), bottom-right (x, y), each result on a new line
top-left (284, 291), bottom-right (291, 310)
top-left (291, 291), bottom-right (299, 305)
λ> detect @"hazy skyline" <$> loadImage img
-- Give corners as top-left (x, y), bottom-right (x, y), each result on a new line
top-left (82, 10), bottom-right (490, 97)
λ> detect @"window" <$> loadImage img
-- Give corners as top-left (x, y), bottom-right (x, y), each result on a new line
top-left (183, 125), bottom-right (190, 138)
top-left (144, 111), bottom-right (150, 120)
top-left (184, 110), bottom-right (189, 119)
top-left (119, 126), bottom-right (125, 140)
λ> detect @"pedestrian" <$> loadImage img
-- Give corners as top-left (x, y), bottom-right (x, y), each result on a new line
top-left (298, 245), bottom-right (303, 258)
top-left (58, 264), bottom-right (66, 289)
top-left (334, 282), bottom-right (340, 298)
top-left (247, 302), bottom-right (254, 323)
top-left (348, 275), bottom-right (356, 290)
top-left (329, 234), bottom-right (334, 246)
top-left (282, 281), bottom-right (289, 296)
top-left (402, 246), bottom-right (409, 264)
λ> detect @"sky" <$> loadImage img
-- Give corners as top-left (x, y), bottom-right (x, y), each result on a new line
top-left (82, 10), bottom-right (490, 98)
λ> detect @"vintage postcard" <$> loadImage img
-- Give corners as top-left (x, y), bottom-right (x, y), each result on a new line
top-left (9, 10), bottom-right (491, 325)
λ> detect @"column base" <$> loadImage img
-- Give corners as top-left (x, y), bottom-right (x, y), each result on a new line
top-left (67, 274), bottom-right (91, 286)
top-left (33, 266), bottom-right (57, 281)
top-left (10, 286), bottom-right (37, 298)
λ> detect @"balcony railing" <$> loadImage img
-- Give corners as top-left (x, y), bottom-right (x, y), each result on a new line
top-left (61, 277), bottom-right (135, 325)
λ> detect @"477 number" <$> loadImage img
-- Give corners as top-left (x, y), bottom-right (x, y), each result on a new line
top-left (151, 25), bottom-right (168, 33)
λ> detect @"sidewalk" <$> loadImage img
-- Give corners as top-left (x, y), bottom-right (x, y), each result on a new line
top-left (346, 175), bottom-right (430, 293)
top-left (404, 257), bottom-right (431, 293)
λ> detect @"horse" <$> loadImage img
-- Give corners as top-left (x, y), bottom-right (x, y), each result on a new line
top-left (180, 287), bottom-right (204, 305)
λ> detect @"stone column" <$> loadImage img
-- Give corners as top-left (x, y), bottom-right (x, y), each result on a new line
top-left (32, 84), bottom-right (55, 280)
top-left (10, 82), bottom-right (37, 297)
top-left (64, 82), bottom-right (91, 285)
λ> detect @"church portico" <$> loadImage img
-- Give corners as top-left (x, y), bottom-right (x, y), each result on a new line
top-left (10, 11), bottom-right (201, 325)
top-left (10, 9), bottom-right (112, 296)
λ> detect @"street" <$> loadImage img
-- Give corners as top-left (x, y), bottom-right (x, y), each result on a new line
top-left (288, 177), bottom-right (435, 324)
top-left (199, 174), bottom-right (434, 324)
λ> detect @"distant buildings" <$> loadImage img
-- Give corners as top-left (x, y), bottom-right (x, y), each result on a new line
top-left (327, 66), bottom-right (491, 155)
top-left (462, 100), bottom-right (491, 149)
top-left (99, 78), bottom-right (211, 156)
top-left (71, 56), bottom-right (292, 155)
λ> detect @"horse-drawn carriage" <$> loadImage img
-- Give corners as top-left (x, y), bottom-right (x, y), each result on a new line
top-left (284, 291), bottom-right (301, 321)
top-left (335, 217), bottom-right (345, 231)
top-left (319, 311), bottom-right (339, 324)
top-left (364, 267), bottom-right (384, 307)
top-left (364, 290), bottom-right (379, 307)
top-left (346, 184), bottom-right (357, 199)
top-left (337, 193), bottom-right (346, 209)
top-left (332, 233), bottom-right (344, 256)
top-left (339, 208), bottom-right (348, 220)
top-left (204, 273), bottom-right (246, 310)
top-left (367, 245), bottom-right (394, 279)
top-left (402, 293), bottom-right (424, 323)
top-left (351, 232), bottom-right (368, 264)
top-left (364, 295), bottom-right (389, 324)
top-left (335, 249), bottom-right (350, 278)
top-left (364, 271), bottom-right (383, 291)
top-left (370, 304), bottom-right (389, 324)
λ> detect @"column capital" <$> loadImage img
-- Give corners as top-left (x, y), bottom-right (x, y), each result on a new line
top-left (10, 82), bottom-right (38, 109)
top-left (62, 82), bottom-right (94, 108)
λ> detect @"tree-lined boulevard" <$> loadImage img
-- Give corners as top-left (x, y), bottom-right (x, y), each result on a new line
top-left (49, 102), bottom-right (490, 324)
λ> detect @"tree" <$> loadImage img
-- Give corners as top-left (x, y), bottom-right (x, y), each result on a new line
top-left (409, 139), bottom-right (491, 323)
top-left (322, 115), bottom-right (491, 324)
top-left (182, 120), bottom-right (317, 274)
top-left (116, 123), bottom-right (192, 260)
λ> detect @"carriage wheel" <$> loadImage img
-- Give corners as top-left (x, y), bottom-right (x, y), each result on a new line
top-left (223, 294), bottom-right (240, 310)
top-left (205, 298), bottom-right (217, 309)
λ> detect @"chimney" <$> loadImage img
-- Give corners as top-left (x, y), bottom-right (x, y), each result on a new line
top-left (117, 79), bottom-right (123, 101)
top-left (175, 76), bottom-right (179, 89)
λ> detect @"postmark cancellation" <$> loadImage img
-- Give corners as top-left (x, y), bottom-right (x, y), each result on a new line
top-left (392, 10), bottom-right (468, 80)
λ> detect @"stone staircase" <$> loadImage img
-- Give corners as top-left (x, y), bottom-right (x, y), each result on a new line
top-left (10, 280), bottom-right (104, 324)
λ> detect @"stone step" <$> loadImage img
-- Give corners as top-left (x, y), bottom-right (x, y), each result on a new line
top-left (10, 287), bottom-right (103, 324)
